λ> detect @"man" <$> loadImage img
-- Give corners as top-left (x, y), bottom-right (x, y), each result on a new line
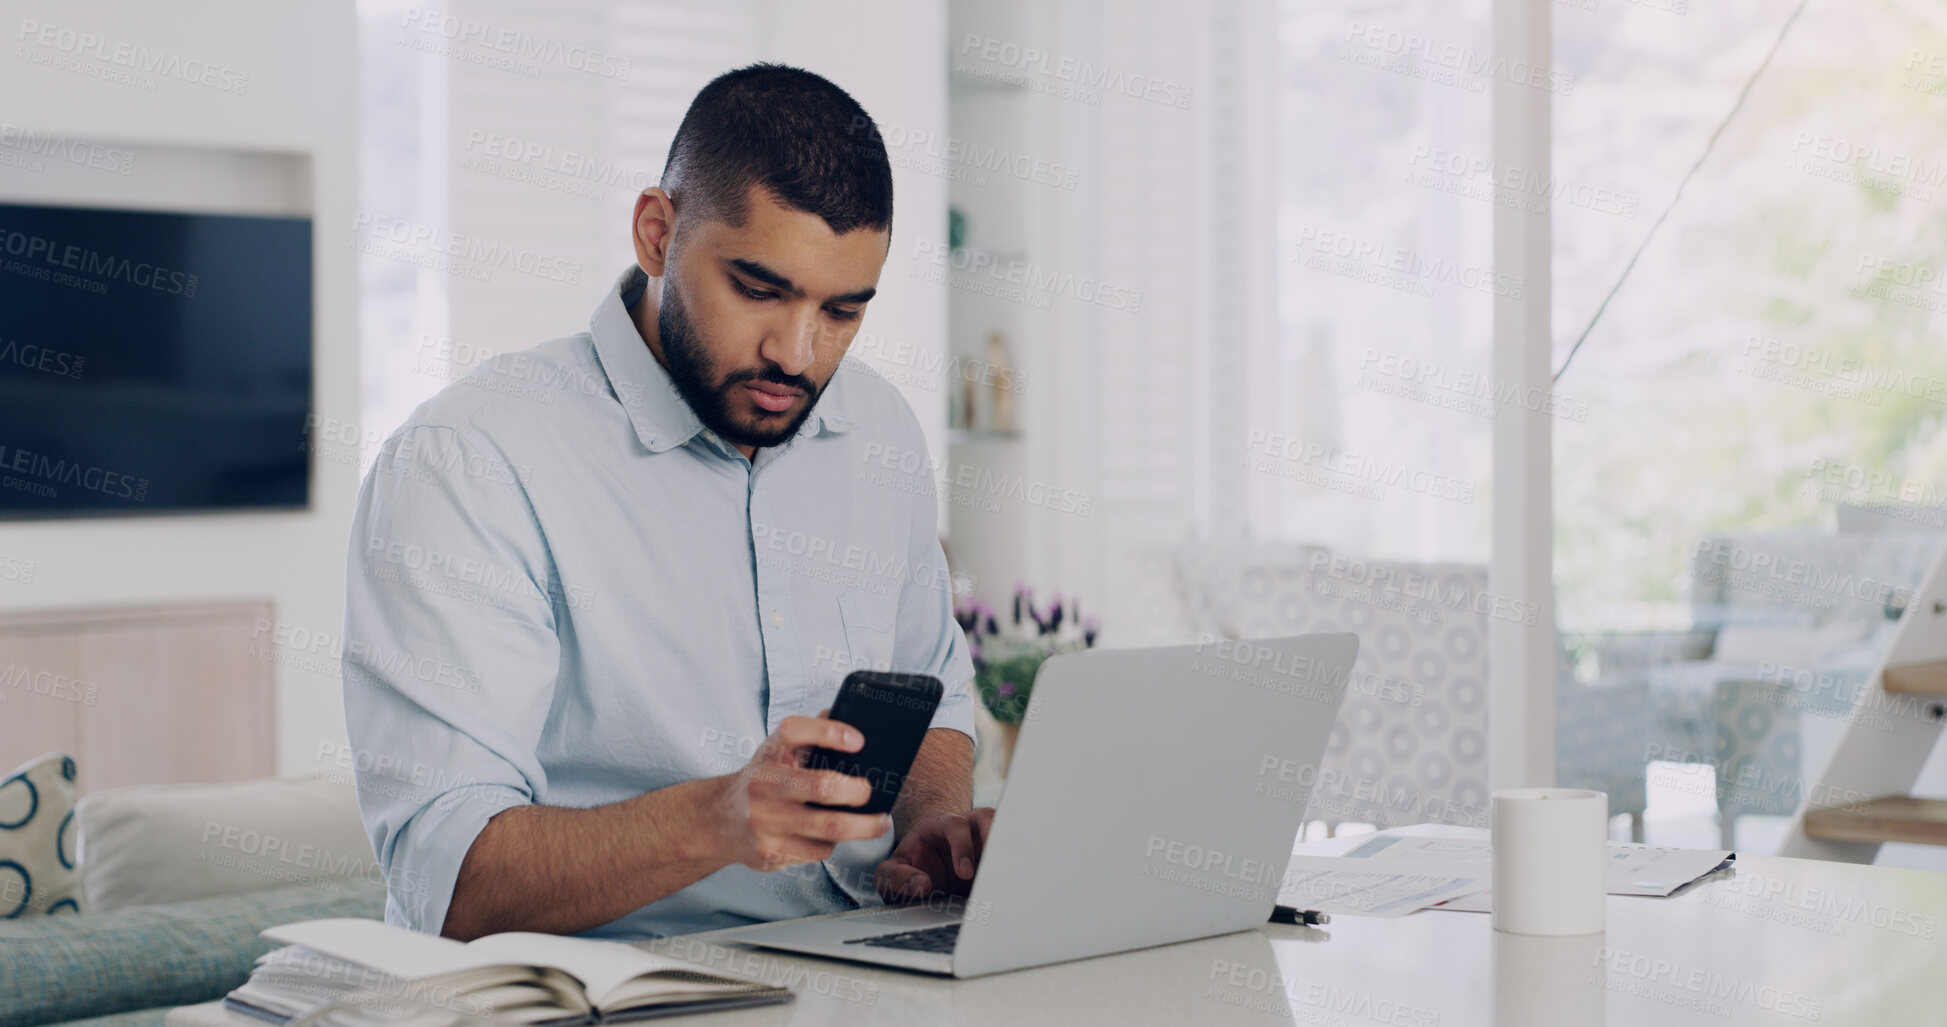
top-left (342, 63), bottom-right (993, 941)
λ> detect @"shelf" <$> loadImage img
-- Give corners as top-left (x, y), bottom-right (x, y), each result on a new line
top-left (948, 429), bottom-right (1023, 445)
top-left (1804, 795), bottom-right (1947, 846)
top-left (1883, 660), bottom-right (1947, 696)
top-left (950, 245), bottom-right (1030, 265)
top-left (950, 68), bottom-right (1031, 94)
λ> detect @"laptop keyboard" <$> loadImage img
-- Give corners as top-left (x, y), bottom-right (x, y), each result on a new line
top-left (843, 923), bottom-right (961, 953)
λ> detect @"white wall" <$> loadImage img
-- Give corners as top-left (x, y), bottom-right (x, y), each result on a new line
top-left (0, 0), bottom-right (360, 777)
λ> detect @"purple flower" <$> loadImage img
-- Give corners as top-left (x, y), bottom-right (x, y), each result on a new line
top-left (999, 681), bottom-right (1016, 697)
top-left (1028, 593), bottom-right (1050, 633)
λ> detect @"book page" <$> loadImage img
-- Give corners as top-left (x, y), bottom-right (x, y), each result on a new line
top-left (262, 919), bottom-right (483, 981)
top-left (466, 933), bottom-right (754, 1006)
top-left (264, 919), bottom-right (768, 1010)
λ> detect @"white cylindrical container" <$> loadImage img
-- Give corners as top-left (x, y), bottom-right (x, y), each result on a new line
top-left (1493, 930), bottom-right (1606, 1027)
top-left (1491, 788), bottom-right (1607, 936)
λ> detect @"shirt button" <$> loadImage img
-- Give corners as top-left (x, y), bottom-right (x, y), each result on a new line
top-left (770, 611), bottom-right (783, 628)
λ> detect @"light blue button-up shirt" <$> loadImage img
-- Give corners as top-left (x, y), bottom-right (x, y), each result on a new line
top-left (341, 264), bottom-right (977, 940)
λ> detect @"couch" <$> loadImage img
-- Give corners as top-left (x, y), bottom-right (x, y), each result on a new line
top-left (0, 773), bottom-right (385, 1027)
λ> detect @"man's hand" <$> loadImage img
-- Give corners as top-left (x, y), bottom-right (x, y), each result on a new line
top-left (708, 714), bottom-right (892, 872)
top-left (874, 807), bottom-right (997, 901)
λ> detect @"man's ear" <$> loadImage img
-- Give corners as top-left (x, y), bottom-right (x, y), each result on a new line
top-left (633, 187), bottom-right (677, 277)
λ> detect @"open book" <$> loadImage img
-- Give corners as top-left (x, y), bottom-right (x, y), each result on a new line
top-left (224, 919), bottom-right (792, 1026)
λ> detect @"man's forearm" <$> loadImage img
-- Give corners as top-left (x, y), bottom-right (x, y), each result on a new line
top-left (891, 728), bottom-right (975, 841)
top-left (441, 775), bottom-right (729, 940)
top-left (441, 727), bottom-right (968, 938)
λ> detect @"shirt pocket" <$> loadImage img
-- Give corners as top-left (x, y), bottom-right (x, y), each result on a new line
top-left (836, 589), bottom-right (898, 678)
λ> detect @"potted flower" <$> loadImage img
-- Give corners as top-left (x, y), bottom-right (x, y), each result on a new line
top-left (955, 583), bottom-right (1100, 776)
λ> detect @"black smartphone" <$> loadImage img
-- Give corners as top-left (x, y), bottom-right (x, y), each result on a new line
top-left (806, 671), bottom-right (944, 814)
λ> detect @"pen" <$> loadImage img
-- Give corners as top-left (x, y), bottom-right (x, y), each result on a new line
top-left (1270, 906), bottom-right (1330, 926)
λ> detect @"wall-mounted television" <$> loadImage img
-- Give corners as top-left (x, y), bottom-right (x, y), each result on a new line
top-left (0, 202), bottom-right (312, 517)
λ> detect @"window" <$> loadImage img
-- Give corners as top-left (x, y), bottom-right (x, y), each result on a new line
top-left (1263, 0), bottom-right (1495, 563)
top-left (1553, 0), bottom-right (1947, 852)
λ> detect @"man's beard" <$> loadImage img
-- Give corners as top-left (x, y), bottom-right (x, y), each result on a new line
top-left (657, 283), bottom-right (825, 449)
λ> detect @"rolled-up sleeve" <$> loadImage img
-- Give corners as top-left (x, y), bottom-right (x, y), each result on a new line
top-left (341, 423), bottom-right (559, 934)
top-left (895, 462), bottom-right (979, 754)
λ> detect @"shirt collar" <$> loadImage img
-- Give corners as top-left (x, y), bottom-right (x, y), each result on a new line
top-left (589, 264), bottom-right (857, 455)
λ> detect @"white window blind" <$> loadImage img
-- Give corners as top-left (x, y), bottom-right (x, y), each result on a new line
top-left (1048, 0), bottom-right (1276, 643)
top-left (444, 0), bottom-right (761, 359)
top-left (359, 0), bottom-right (761, 443)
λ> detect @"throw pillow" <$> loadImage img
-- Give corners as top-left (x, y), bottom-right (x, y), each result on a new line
top-left (0, 751), bottom-right (83, 918)
top-left (77, 774), bottom-right (375, 913)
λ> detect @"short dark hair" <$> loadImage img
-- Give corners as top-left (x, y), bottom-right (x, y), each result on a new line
top-left (660, 63), bottom-right (893, 235)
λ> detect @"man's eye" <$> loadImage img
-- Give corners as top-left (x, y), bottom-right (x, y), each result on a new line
top-left (826, 307), bottom-right (862, 322)
top-left (734, 281), bottom-right (777, 301)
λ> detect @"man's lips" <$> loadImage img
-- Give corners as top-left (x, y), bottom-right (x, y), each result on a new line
top-left (742, 381), bottom-right (803, 414)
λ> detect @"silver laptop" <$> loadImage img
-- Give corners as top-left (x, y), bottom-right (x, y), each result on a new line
top-left (721, 633), bottom-right (1357, 978)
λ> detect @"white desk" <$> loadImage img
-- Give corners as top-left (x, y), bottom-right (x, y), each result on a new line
top-left (168, 852), bottom-right (1946, 1026)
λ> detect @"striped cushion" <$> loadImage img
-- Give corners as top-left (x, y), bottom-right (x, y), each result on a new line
top-left (0, 877), bottom-right (384, 1027)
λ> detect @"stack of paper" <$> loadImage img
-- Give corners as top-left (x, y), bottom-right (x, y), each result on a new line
top-left (1276, 825), bottom-right (1734, 918)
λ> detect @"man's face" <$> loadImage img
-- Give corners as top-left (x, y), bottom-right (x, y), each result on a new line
top-left (654, 186), bottom-right (889, 450)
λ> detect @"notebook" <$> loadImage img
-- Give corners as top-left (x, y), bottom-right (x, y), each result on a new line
top-left (223, 918), bottom-right (792, 1026)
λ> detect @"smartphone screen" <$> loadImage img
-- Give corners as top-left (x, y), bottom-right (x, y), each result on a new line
top-left (806, 671), bottom-right (944, 814)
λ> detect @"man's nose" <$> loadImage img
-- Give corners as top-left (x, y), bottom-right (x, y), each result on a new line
top-left (760, 309), bottom-right (822, 377)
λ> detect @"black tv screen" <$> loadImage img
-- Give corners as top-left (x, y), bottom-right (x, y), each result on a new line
top-left (0, 202), bottom-right (312, 517)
